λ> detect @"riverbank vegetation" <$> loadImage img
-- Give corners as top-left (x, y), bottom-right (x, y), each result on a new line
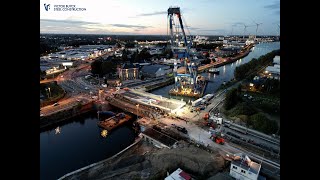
top-left (40, 82), bottom-right (65, 107)
top-left (234, 49), bottom-right (280, 81)
top-left (223, 88), bottom-right (279, 135)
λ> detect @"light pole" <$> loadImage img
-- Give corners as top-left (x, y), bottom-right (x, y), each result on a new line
top-left (48, 87), bottom-right (51, 98)
top-left (136, 104), bottom-right (139, 120)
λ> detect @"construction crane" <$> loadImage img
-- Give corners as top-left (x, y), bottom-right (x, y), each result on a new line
top-left (168, 7), bottom-right (200, 95)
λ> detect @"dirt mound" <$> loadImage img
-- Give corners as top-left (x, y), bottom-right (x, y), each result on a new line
top-left (65, 141), bottom-right (227, 180)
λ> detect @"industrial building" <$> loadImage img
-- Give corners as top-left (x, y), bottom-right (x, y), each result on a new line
top-left (118, 63), bottom-right (139, 81)
top-left (140, 64), bottom-right (172, 78)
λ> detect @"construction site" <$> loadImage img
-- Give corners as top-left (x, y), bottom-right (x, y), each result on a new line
top-left (60, 138), bottom-right (229, 180)
top-left (43, 4), bottom-right (280, 180)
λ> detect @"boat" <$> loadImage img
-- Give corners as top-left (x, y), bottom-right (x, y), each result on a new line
top-left (97, 113), bottom-right (132, 131)
top-left (208, 68), bottom-right (220, 74)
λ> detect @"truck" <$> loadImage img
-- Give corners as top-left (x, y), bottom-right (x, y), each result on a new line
top-left (201, 99), bottom-right (206, 105)
top-left (203, 94), bottom-right (214, 101)
top-left (209, 116), bottom-right (223, 125)
top-left (192, 98), bottom-right (203, 107)
top-left (210, 132), bottom-right (225, 145)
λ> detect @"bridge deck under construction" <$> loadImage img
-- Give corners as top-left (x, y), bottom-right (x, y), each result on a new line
top-left (122, 90), bottom-right (186, 112)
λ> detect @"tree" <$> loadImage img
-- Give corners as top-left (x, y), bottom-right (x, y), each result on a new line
top-left (101, 61), bottom-right (117, 76)
top-left (138, 48), bottom-right (151, 61)
top-left (91, 59), bottom-right (103, 75)
top-left (133, 50), bottom-right (139, 63)
top-left (121, 49), bottom-right (128, 62)
top-left (237, 84), bottom-right (242, 93)
top-left (224, 88), bottom-right (239, 110)
top-left (249, 113), bottom-right (278, 134)
top-left (40, 68), bottom-right (46, 80)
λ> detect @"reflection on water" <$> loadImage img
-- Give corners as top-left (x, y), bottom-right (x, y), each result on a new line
top-left (151, 42), bottom-right (280, 102)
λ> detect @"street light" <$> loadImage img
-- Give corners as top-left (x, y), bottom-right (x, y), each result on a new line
top-left (48, 87), bottom-right (51, 98)
top-left (136, 104), bottom-right (139, 120)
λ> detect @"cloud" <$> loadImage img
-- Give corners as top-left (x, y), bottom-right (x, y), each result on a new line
top-left (109, 24), bottom-right (151, 29)
top-left (200, 29), bottom-right (225, 32)
top-left (231, 22), bottom-right (244, 27)
top-left (174, 25), bottom-right (200, 30)
top-left (40, 19), bottom-right (99, 25)
top-left (188, 27), bottom-right (201, 30)
top-left (136, 11), bottom-right (167, 16)
top-left (264, 2), bottom-right (280, 10)
top-left (40, 19), bottom-right (151, 34)
top-left (135, 7), bottom-right (189, 17)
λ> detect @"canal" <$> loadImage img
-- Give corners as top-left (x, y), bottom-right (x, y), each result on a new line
top-left (40, 112), bottom-right (136, 180)
top-left (151, 42), bottom-right (280, 101)
top-left (40, 42), bottom-right (279, 180)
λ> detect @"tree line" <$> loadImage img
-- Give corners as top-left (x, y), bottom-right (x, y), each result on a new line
top-left (224, 87), bottom-right (278, 135)
top-left (234, 49), bottom-right (280, 80)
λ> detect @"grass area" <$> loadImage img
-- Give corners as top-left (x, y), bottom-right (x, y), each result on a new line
top-left (242, 91), bottom-right (280, 116)
top-left (40, 82), bottom-right (65, 107)
top-left (222, 93), bottom-right (279, 135)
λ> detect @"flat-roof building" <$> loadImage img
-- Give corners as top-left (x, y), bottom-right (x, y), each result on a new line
top-left (165, 168), bottom-right (191, 180)
top-left (229, 153), bottom-right (262, 180)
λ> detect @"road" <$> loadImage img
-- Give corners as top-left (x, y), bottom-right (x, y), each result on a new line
top-left (40, 95), bottom-right (92, 116)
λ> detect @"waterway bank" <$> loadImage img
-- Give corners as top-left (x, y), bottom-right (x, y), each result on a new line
top-left (40, 111), bottom-right (137, 180)
top-left (40, 101), bottom-right (112, 129)
top-left (58, 135), bottom-right (143, 180)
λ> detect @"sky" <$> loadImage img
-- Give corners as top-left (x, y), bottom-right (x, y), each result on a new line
top-left (40, 0), bottom-right (280, 35)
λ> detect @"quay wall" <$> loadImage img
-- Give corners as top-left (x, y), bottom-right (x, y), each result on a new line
top-left (57, 135), bottom-right (143, 180)
top-left (40, 101), bottom-right (112, 129)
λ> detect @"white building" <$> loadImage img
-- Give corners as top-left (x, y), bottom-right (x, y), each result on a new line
top-left (273, 55), bottom-right (280, 65)
top-left (165, 168), bottom-right (191, 180)
top-left (265, 55), bottom-right (280, 79)
top-left (229, 153), bottom-right (261, 180)
top-left (265, 66), bottom-right (280, 75)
